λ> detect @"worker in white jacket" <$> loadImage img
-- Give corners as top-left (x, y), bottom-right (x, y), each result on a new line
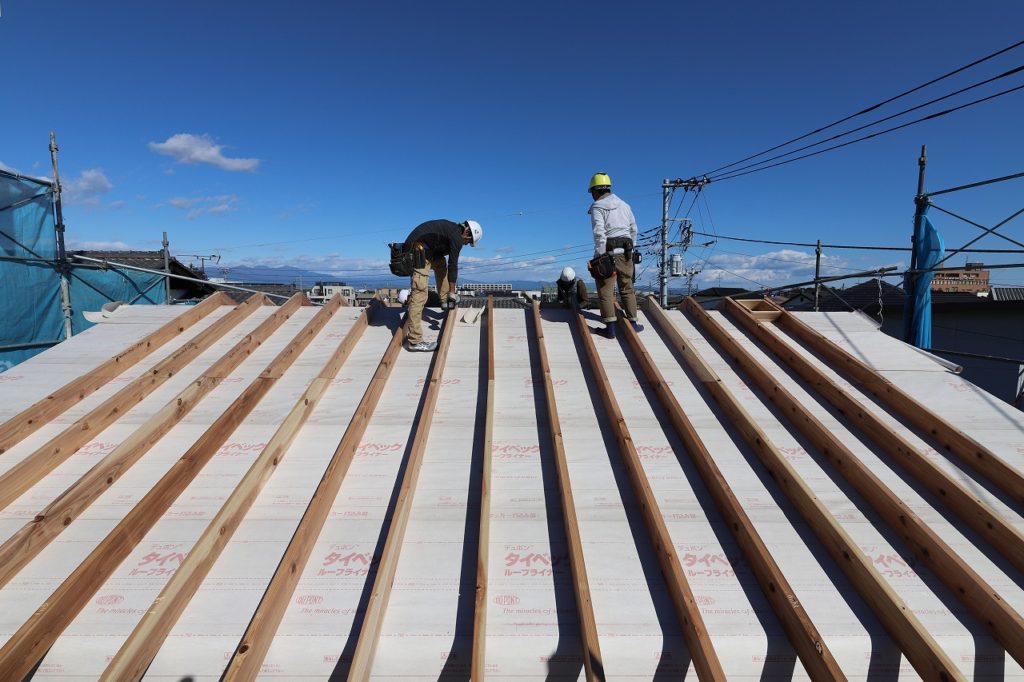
top-left (588, 172), bottom-right (642, 338)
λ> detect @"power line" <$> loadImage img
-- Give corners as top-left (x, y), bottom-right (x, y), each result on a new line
top-left (707, 63), bottom-right (1024, 181)
top-left (700, 38), bottom-right (1024, 178)
top-left (712, 82), bottom-right (1024, 183)
top-left (689, 229), bottom-right (1024, 253)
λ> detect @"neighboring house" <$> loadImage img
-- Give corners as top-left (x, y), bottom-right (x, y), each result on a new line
top-left (222, 283), bottom-right (302, 304)
top-left (73, 250), bottom-right (214, 303)
top-left (690, 286), bottom-right (750, 309)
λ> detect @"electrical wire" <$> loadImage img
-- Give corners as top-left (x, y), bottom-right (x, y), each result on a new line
top-left (689, 229), bottom-right (1024, 254)
top-left (707, 64), bottom-right (1024, 181)
top-left (711, 82), bottom-right (1024, 182)
top-left (700, 37), bottom-right (1024, 178)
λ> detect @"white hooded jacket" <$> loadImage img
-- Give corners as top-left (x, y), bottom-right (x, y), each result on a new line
top-left (588, 193), bottom-right (637, 256)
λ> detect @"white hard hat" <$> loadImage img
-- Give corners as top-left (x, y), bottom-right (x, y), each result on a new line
top-left (560, 267), bottom-right (576, 282)
top-left (398, 289), bottom-right (410, 305)
top-left (464, 220), bottom-right (483, 246)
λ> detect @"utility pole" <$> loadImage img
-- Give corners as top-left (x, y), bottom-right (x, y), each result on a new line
top-left (659, 176), bottom-right (709, 307)
top-left (660, 179), bottom-right (671, 307)
top-left (49, 131), bottom-right (73, 340)
top-left (162, 231), bottom-right (171, 304)
top-left (814, 239), bottom-right (822, 312)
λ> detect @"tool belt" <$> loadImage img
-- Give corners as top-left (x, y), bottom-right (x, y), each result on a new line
top-left (587, 252), bottom-right (616, 279)
top-left (606, 237), bottom-right (642, 264)
top-left (388, 242), bottom-right (427, 277)
top-left (605, 237), bottom-right (633, 255)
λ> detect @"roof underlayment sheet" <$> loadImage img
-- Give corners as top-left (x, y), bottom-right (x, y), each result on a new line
top-left (0, 295), bottom-right (1021, 680)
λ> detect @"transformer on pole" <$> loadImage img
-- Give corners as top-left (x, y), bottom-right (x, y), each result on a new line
top-left (658, 176), bottom-right (709, 307)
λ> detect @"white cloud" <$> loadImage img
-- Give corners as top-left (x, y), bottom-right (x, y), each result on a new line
top-left (63, 168), bottom-right (114, 205)
top-left (161, 194), bottom-right (240, 220)
top-left (693, 249), bottom-right (851, 289)
top-left (149, 133), bottom-right (260, 172)
top-left (0, 160), bottom-right (18, 173)
top-left (66, 239), bottom-right (133, 251)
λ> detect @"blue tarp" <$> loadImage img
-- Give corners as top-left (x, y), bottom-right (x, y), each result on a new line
top-left (0, 170), bottom-right (166, 372)
top-left (902, 207), bottom-right (944, 348)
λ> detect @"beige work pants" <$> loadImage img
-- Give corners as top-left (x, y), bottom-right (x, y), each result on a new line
top-left (595, 253), bottom-right (637, 323)
top-left (406, 257), bottom-right (450, 344)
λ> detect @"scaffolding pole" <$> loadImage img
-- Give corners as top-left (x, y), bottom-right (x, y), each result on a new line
top-left (49, 131), bottom-right (73, 340)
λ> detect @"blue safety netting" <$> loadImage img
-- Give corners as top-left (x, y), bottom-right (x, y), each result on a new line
top-left (0, 170), bottom-right (166, 372)
top-left (0, 171), bottom-right (63, 371)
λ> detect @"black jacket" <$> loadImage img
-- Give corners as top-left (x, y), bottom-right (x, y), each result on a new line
top-left (404, 220), bottom-right (465, 281)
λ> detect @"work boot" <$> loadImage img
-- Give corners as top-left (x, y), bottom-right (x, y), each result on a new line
top-left (629, 320), bottom-right (644, 333)
top-left (598, 322), bottom-right (617, 339)
top-left (405, 340), bottom-right (437, 352)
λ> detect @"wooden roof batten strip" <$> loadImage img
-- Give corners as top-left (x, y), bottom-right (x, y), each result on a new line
top-left (0, 291), bottom-right (233, 456)
top-left (643, 298), bottom-right (963, 681)
top-left (471, 297), bottom-right (495, 681)
top-left (100, 295), bottom-right (373, 681)
top-left (615, 306), bottom-right (846, 680)
top-left (531, 303), bottom-right (606, 681)
top-left (0, 293), bottom-right (305, 592)
top-left (723, 297), bottom-right (1024, 575)
top-left (222, 309), bottom-right (409, 680)
top-left (0, 293), bottom-right (340, 680)
top-left (573, 309), bottom-right (726, 681)
top-left (0, 292), bottom-right (267, 512)
top-left (766, 298), bottom-right (1024, 507)
top-left (686, 297), bottom-right (1024, 673)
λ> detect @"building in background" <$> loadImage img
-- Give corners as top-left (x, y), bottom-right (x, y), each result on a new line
top-left (461, 283), bottom-right (512, 294)
top-left (307, 282), bottom-right (355, 306)
top-left (931, 262), bottom-right (990, 294)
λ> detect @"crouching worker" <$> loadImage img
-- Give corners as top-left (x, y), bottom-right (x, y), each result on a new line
top-left (394, 219), bottom-right (483, 351)
top-left (557, 267), bottom-right (588, 309)
top-left (587, 172), bottom-right (642, 339)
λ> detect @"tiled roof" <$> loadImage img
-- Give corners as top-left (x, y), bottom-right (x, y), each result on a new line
top-left (992, 286), bottom-right (1024, 302)
top-left (0, 294), bottom-right (1021, 678)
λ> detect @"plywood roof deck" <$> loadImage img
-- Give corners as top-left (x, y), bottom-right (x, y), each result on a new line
top-left (0, 295), bottom-right (1021, 680)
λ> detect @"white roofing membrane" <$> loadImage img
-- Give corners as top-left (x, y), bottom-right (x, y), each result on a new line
top-left (0, 301), bottom-right (1021, 679)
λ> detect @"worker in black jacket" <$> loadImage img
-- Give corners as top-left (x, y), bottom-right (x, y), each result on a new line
top-left (402, 219), bottom-right (483, 351)
top-left (556, 266), bottom-right (588, 309)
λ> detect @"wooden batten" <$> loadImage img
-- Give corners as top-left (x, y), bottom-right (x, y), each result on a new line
top-left (750, 309), bottom-right (782, 322)
top-left (0, 293), bottom-right (267, 512)
top-left (222, 312), bottom-right (408, 680)
top-left (653, 297), bottom-right (964, 681)
top-left (622, 303), bottom-right (845, 680)
top-left (574, 309), bottom-right (725, 681)
top-left (768, 300), bottom-right (1024, 507)
top-left (0, 291), bottom-right (234, 456)
top-left (100, 297), bottom-right (368, 681)
top-left (471, 297), bottom-right (495, 681)
top-left (723, 297), bottom-right (1024, 576)
top-left (0, 294), bottom-right (305, 591)
top-left (0, 293), bottom-right (326, 679)
top-left (686, 297), bottom-right (1024, 672)
top-left (531, 303), bottom-right (605, 681)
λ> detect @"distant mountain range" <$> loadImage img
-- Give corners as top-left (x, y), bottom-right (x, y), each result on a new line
top-left (220, 264), bottom-right (556, 291)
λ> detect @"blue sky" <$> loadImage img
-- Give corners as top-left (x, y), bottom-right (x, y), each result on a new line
top-left (3, 1), bottom-right (1023, 289)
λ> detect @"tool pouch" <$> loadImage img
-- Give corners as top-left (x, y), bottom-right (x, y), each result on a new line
top-left (389, 243), bottom-right (414, 277)
top-left (633, 250), bottom-right (642, 264)
top-left (587, 253), bottom-right (616, 279)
